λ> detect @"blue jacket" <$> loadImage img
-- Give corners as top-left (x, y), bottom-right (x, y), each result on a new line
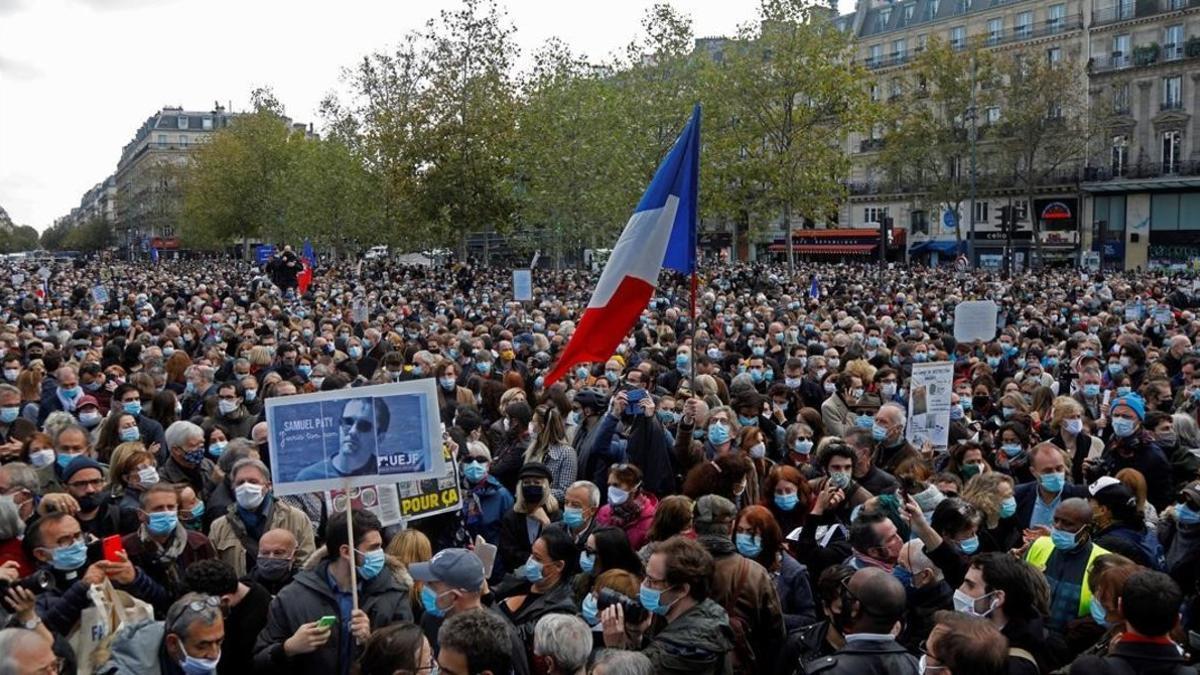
top-left (776, 553), bottom-right (817, 632)
top-left (579, 413), bottom-right (628, 491)
top-left (463, 475), bottom-right (514, 546)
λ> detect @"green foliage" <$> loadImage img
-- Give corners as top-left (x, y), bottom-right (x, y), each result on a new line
top-left (3, 225), bottom-right (40, 253)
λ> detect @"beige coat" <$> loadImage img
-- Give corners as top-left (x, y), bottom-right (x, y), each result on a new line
top-left (208, 498), bottom-right (316, 577)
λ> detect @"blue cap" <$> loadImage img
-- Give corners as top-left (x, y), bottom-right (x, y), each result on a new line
top-left (1112, 392), bottom-right (1146, 421)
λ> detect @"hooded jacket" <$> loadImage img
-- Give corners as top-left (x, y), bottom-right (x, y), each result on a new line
top-left (641, 597), bottom-right (735, 675)
top-left (96, 619), bottom-right (167, 675)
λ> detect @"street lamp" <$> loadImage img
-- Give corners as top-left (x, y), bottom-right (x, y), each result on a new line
top-left (967, 55), bottom-right (979, 269)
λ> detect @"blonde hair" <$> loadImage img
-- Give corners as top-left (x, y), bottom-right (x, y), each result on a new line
top-left (961, 472), bottom-right (1015, 529)
top-left (386, 529), bottom-right (432, 617)
top-left (514, 476), bottom-right (558, 514)
top-left (247, 346), bottom-right (273, 367)
top-left (844, 359), bottom-right (876, 385)
top-left (108, 448), bottom-right (156, 491)
top-left (1050, 396), bottom-right (1084, 432)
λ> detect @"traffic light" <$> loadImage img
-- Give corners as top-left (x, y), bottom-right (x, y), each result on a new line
top-left (998, 205), bottom-right (1012, 232)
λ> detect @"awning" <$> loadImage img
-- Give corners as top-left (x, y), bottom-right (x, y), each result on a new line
top-left (767, 243), bottom-right (877, 255)
top-left (909, 240), bottom-right (965, 255)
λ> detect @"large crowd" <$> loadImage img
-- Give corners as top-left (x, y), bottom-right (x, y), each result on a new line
top-left (0, 250), bottom-right (1199, 675)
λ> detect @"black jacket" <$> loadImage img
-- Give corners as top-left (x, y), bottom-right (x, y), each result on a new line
top-left (641, 598), bottom-right (735, 675)
top-left (492, 577), bottom-right (578, 654)
top-left (804, 635), bottom-right (920, 675)
top-left (253, 559), bottom-right (413, 675)
top-left (780, 620), bottom-right (840, 675)
top-left (1068, 638), bottom-right (1197, 675)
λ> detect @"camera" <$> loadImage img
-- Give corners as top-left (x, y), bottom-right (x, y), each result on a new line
top-left (596, 588), bottom-right (647, 624)
top-left (0, 569), bottom-right (54, 612)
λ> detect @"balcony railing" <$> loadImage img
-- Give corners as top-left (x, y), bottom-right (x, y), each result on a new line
top-left (1092, 43), bottom-right (1198, 73)
top-left (1094, 0), bottom-right (1199, 26)
top-left (866, 51), bottom-right (913, 69)
top-left (1091, 52), bottom-right (1131, 71)
top-left (847, 167), bottom-right (1087, 195)
top-left (1162, 98), bottom-right (1185, 110)
top-left (859, 138), bottom-right (887, 153)
top-left (988, 17), bottom-right (1083, 47)
top-left (1084, 160), bottom-right (1200, 181)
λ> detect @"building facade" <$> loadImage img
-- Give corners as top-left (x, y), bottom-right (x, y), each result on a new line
top-left (835, 0), bottom-right (1200, 269)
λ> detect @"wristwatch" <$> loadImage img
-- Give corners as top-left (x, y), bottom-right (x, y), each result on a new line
top-left (21, 615), bottom-right (41, 630)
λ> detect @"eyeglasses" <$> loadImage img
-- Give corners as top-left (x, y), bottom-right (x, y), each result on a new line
top-left (340, 417), bottom-right (373, 433)
top-left (184, 595), bottom-right (221, 613)
top-left (67, 478), bottom-right (105, 490)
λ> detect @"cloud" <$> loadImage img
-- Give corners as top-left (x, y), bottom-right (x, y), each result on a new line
top-left (0, 54), bottom-right (40, 80)
top-left (0, 0), bottom-right (26, 14)
top-left (69, 0), bottom-right (182, 9)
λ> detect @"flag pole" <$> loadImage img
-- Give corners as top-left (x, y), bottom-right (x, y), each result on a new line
top-left (689, 102), bottom-right (701, 396)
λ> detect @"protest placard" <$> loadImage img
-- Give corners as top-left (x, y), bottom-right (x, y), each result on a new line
top-left (91, 285), bottom-right (109, 304)
top-left (952, 300), bottom-right (998, 343)
top-left (325, 441), bottom-right (461, 526)
top-left (266, 379), bottom-right (444, 496)
top-left (906, 361), bottom-right (953, 450)
top-left (513, 269), bottom-right (532, 302)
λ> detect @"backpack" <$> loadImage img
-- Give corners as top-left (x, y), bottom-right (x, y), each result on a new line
top-left (722, 557), bottom-right (757, 673)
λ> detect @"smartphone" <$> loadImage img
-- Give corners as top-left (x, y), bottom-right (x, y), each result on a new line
top-left (102, 535), bottom-right (125, 563)
top-left (625, 388), bottom-right (646, 415)
top-left (316, 615), bottom-right (337, 629)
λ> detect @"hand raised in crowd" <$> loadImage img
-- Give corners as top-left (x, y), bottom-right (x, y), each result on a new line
top-left (610, 391), bottom-right (628, 418)
top-left (810, 484), bottom-right (844, 516)
top-left (37, 493), bottom-right (79, 516)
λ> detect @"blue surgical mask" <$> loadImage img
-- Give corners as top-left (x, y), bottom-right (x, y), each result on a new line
top-left (1002, 407), bottom-right (1015, 419)
top-left (639, 583), bottom-right (676, 616)
top-left (123, 400), bottom-right (142, 416)
top-left (775, 492), bottom-right (799, 511)
top-left (119, 427), bottom-right (141, 443)
top-left (871, 423), bottom-right (888, 442)
top-left (1116, 386), bottom-right (1131, 396)
top-left (793, 439), bottom-right (813, 455)
top-left (1090, 597), bottom-right (1110, 627)
top-left (208, 441), bottom-right (226, 457)
top-left (420, 584), bottom-right (447, 618)
top-left (1050, 526), bottom-right (1080, 551)
top-left (957, 535), bottom-right (979, 555)
top-left (579, 550), bottom-right (596, 574)
top-left (244, 389), bottom-right (258, 402)
top-left (0, 407), bottom-right (18, 424)
top-left (1176, 503), bottom-right (1200, 525)
top-left (582, 593), bottom-right (600, 626)
top-left (178, 644), bottom-right (220, 675)
top-left (356, 548), bottom-right (386, 580)
top-left (575, 366), bottom-right (590, 381)
top-left (987, 356), bottom-right (1001, 368)
top-left (1083, 383), bottom-right (1101, 398)
top-left (522, 557), bottom-right (544, 582)
top-left (892, 565), bottom-right (914, 588)
top-left (735, 533), bottom-right (762, 558)
top-left (147, 510), bottom-right (178, 536)
top-left (999, 496), bottom-right (1017, 519)
top-left (1039, 471), bottom-right (1066, 493)
top-left (563, 506), bottom-right (585, 529)
top-left (1001, 443), bottom-right (1023, 458)
top-left (708, 423), bottom-right (730, 445)
top-left (56, 453), bottom-right (80, 471)
top-left (462, 461), bottom-right (487, 483)
top-left (1108, 363), bottom-right (1122, 376)
top-left (439, 377), bottom-right (456, 391)
top-left (49, 539), bottom-right (88, 571)
top-left (1112, 417), bottom-right (1137, 438)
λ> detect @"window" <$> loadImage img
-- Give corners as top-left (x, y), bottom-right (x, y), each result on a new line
top-left (202, 117), bottom-right (213, 131)
top-left (879, 7), bottom-right (891, 25)
top-left (911, 210), bottom-right (929, 235)
top-left (958, 0), bottom-right (970, 13)
top-left (1165, 25), bottom-right (1183, 59)
top-left (950, 25), bottom-right (966, 48)
top-left (157, 134), bottom-right (167, 145)
top-left (987, 17), bottom-right (1004, 43)
top-left (974, 201), bottom-right (989, 224)
top-left (904, 4), bottom-right (915, 21)
top-left (1113, 34), bottom-right (1130, 67)
top-left (1163, 130), bottom-right (1182, 172)
top-left (1169, 0), bottom-right (1186, 9)
top-left (1118, 0), bottom-right (1134, 18)
top-left (865, 207), bottom-right (890, 224)
top-left (177, 116), bottom-right (188, 130)
top-left (929, 0), bottom-right (941, 17)
top-left (868, 44), bottom-right (883, 65)
top-left (893, 38), bottom-right (907, 59)
top-left (179, 135), bottom-right (188, 146)
top-left (870, 83), bottom-right (881, 101)
top-left (1112, 135), bottom-right (1129, 175)
top-left (1015, 11), bottom-right (1033, 37)
top-left (1047, 4), bottom-right (1066, 31)
top-left (986, 106), bottom-right (1001, 124)
top-left (1114, 82), bottom-right (1131, 113)
top-left (890, 78), bottom-right (903, 99)
top-left (1048, 47), bottom-right (1062, 64)
top-left (917, 33), bottom-right (929, 50)
top-left (1163, 75), bottom-right (1183, 109)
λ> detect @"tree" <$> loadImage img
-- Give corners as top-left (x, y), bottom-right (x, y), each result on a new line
top-left (281, 135), bottom-right (382, 253)
top-left (993, 50), bottom-right (1098, 268)
top-left (875, 38), bottom-right (999, 250)
top-left (2, 225), bottom-right (39, 253)
top-left (714, 0), bottom-right (874, 271)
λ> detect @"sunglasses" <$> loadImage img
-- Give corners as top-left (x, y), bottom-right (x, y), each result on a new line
top-left (340, 417), bottom-right (373, 433)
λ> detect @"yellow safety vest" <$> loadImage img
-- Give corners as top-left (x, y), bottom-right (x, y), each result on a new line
top-left (1025, 536), bottom-right (1110, 619)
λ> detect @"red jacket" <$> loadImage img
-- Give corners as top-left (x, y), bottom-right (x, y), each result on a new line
top-left (596, 492), bottom-right (659, 550)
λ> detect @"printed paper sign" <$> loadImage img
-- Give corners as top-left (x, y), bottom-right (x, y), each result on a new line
top-left (952, 300), bottom-right (998, 343)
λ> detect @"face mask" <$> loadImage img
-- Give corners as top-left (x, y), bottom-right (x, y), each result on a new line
top-left (639, 583), bottom-right (677, 616)
top-left (1112, 417), bottom-right (1137, 438)
top-left (871, 423), bottom-right (888, 442)
top-left (137, 466), bottom-right (160, 486)
top-left (184, 448), bottom-right (206, 465)
top-left (735, 532), bottom-right (762, 558)
top-left (999, 496), bottom-right (1017, 518)
top-left (855, 415), bottom-right (874, 429)
top-left (147, 510), bottom-right (178, 536)
top-left (0, 406), bottom-right (18, 424)
top-left (775, 492), bottom-right (799, 511)
top-left (1050, 526), bottom-right (1081, 551)
top-left (3, 369), bottom-right (18, 382)
top-left (120, 427), bottom-right (141, 443)
top-left (256, 556), bottom-right (292, 581)
top-left (217, 400), bottom-right (239, 416)
top-left (1001, 407), bottom-right (1015, 419)
top-left (950, 404), bottom-right (964, 420)
top-left (208, 441), bottom-right (226, 458)
top-left (1039, 471), bottom-right (1065, 493)
top-left (60, 386), bottom-right (82, 400)
top-left (823, 382), bottom-right (836, 394)
top-left (794, 439), bottom-right (813, 455)
top-left (356, 548), bottom-right (385, 580)
top-left (579, 550), bottom-right (596, 574)
top-left (785, 377), bottom-right (802, 390)
top-left (828, 358), bottom-right (841, 369)
top-left (29, 449), bottom-right (55, 468)
top-left (707, 423), bottom-right (730, 445)
top-left (957, 535), bottom-right (979, 555)
top-left (738, 414), bottom-right (758, 427)
top-left (235, 483), bottom-right (266, 510)
top-left (563, 506), bottom-right (585, 529)
top-left (829, 471), bottom-right (852, 490)
top-left (1065, 418), bottom-right (1083, 435)
top-left (893, 565), bottom-right (914, 589)
top-left (244, 389), bottom-right (258, 402)
top-left (522, 557), bottom-right (545, 583)
top-left (1083, 383), bottom-right (1101, 398)
top-left (348, 347), bottom-right (362, 359)
top-left (79, 411), bottom-right (102, 427)
top-left (1000, 443), bottom-right (1023, 458)
top-left (48, 539), bottom-right (88, 571)
top-left (953, 589), bottom-right (996, 618)
top-left (881, 382), bottom-right (897, 397)
top-left (987, 356), bottom-right (1001, 368)
top-left (123, 401), bottom-right (142, 416)
top-left (1158, 432), bottom-right (1177, 446)
top-left (960, 463), bottom-right (982, 480)
top-left (582, 593), bottom-right (600, 626)
top-left (1090, 597), bottom-right (1110, 627)
top-left (56, 453), bottom-right (81, 471)
top-left (748, 443), bottom-right (766, 459)
top-left (521, 484), bottom-right (545, 504)
top-left (420, 584), bottom-right (448, 618)
top-left (1176, 503), bottom-right (1200, 525)
top-left (439, 377), bottom-right (456, 391)
top-left (608, 486), bottom-right (630, 506)
top-left (463, 461), bottom-right (488, 483)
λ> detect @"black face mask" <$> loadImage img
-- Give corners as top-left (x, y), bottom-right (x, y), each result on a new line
top-left (972, 395), bottom-right (992, 410)
top-left (76, 493), bottom-right (102, 513)
top-left (521, 484), bottom-right (545, 504)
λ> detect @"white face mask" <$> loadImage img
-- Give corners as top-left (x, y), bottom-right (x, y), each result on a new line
top-left (235, 483), bottom-right (266, 510)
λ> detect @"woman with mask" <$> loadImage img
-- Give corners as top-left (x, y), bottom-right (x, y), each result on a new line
top-left (356, 622), bottom-right (436, 675)
top-left (734, 505), bottom-right (816, 631)
top-left (1102, 394), bottom-right (1172, 510)
top-left (673, 402), bottom-right (741, 478)
top-left (498, 462), bottom-right (560, 578)
top-left (1168, 413), bottom-right (1200, 493)
top-left (493, 526), bottom-right (578, 657)
top-left (784, 422), bottom-right (820, 479)
top-left (94, 412), bottom-right (143, 464)
top-left (571, 526), bottom-right (643, 604)
top-left (581, 569), bottom-right (642, 655)
top-left (901, 496), bottom-right (983, 589)
top-left (107, 447), bottom-right (159, 513)
top-left (1088, 476), bottom-right (1165, 571)
top-left (993, 422), bottom-right (1035, 484)
top-left (21, 432), bottom-right (60, 493)
top-left (960, 472), bottom-right (1019, 552)
top-left (460, 441), bottom-right (514, 548)
top-left (1072, 554), bottom-right (1140, 662)
top-left (434, 361), bottom-right (473, 428)
top-left (523, 405), bottom-right (577, 502)
top-left (946, 442), bottom-right (992, 483)
top-left (1160, 480), bottom-right (1200, 599)
top-left (735, 425), bottom-right (770, 507)
top-left (1049, 397), bottom-right (1102, 485)
top-left (596, 463), bottom-right (658, 550)
top-left (762, 464), bottom-right (811, 543)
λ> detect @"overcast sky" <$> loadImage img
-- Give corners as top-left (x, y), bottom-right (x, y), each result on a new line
top-left (0, 0), bottom-right (853, 232)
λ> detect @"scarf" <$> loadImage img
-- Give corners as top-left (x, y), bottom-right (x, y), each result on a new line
top-left (607, 495), bottom-right (644, 529)
top-left (139, 523), bottom-right (189, 592)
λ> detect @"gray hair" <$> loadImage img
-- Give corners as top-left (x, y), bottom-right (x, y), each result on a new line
top-left (568, 480), bottom-right (600, 509)
top-left (0, 500), bottom-right (21, 541)
top-left (164, 593), bottom-right (221, 639)
top-left (0, 628), bottom-right (49, 675)
top-left (0, 384), bottom-right (18, 399)
top-left (45, 414), bottom-right (80, 445)
top-left (532, 614), bottom-right (590, 673)
top-left (1173, 413), bottom-right (1200, 451)
top-left (164, 420), bottom-right (204, 451)
top-left (231, 458), bottom-right (270, 484)
top-left (0, 462), bottom-right (39, 496)
top-left (189, 365), bottom-right (215, 385)
top-left (878, 402), bottom-right (907, 429)
top-left (590, 649), bottom-right (655, 675)
top-left (217, 438), bottom-right (258, 474)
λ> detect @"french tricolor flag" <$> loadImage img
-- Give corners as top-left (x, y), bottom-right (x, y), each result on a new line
top-left (544, 105), bottom-right (699, 386)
